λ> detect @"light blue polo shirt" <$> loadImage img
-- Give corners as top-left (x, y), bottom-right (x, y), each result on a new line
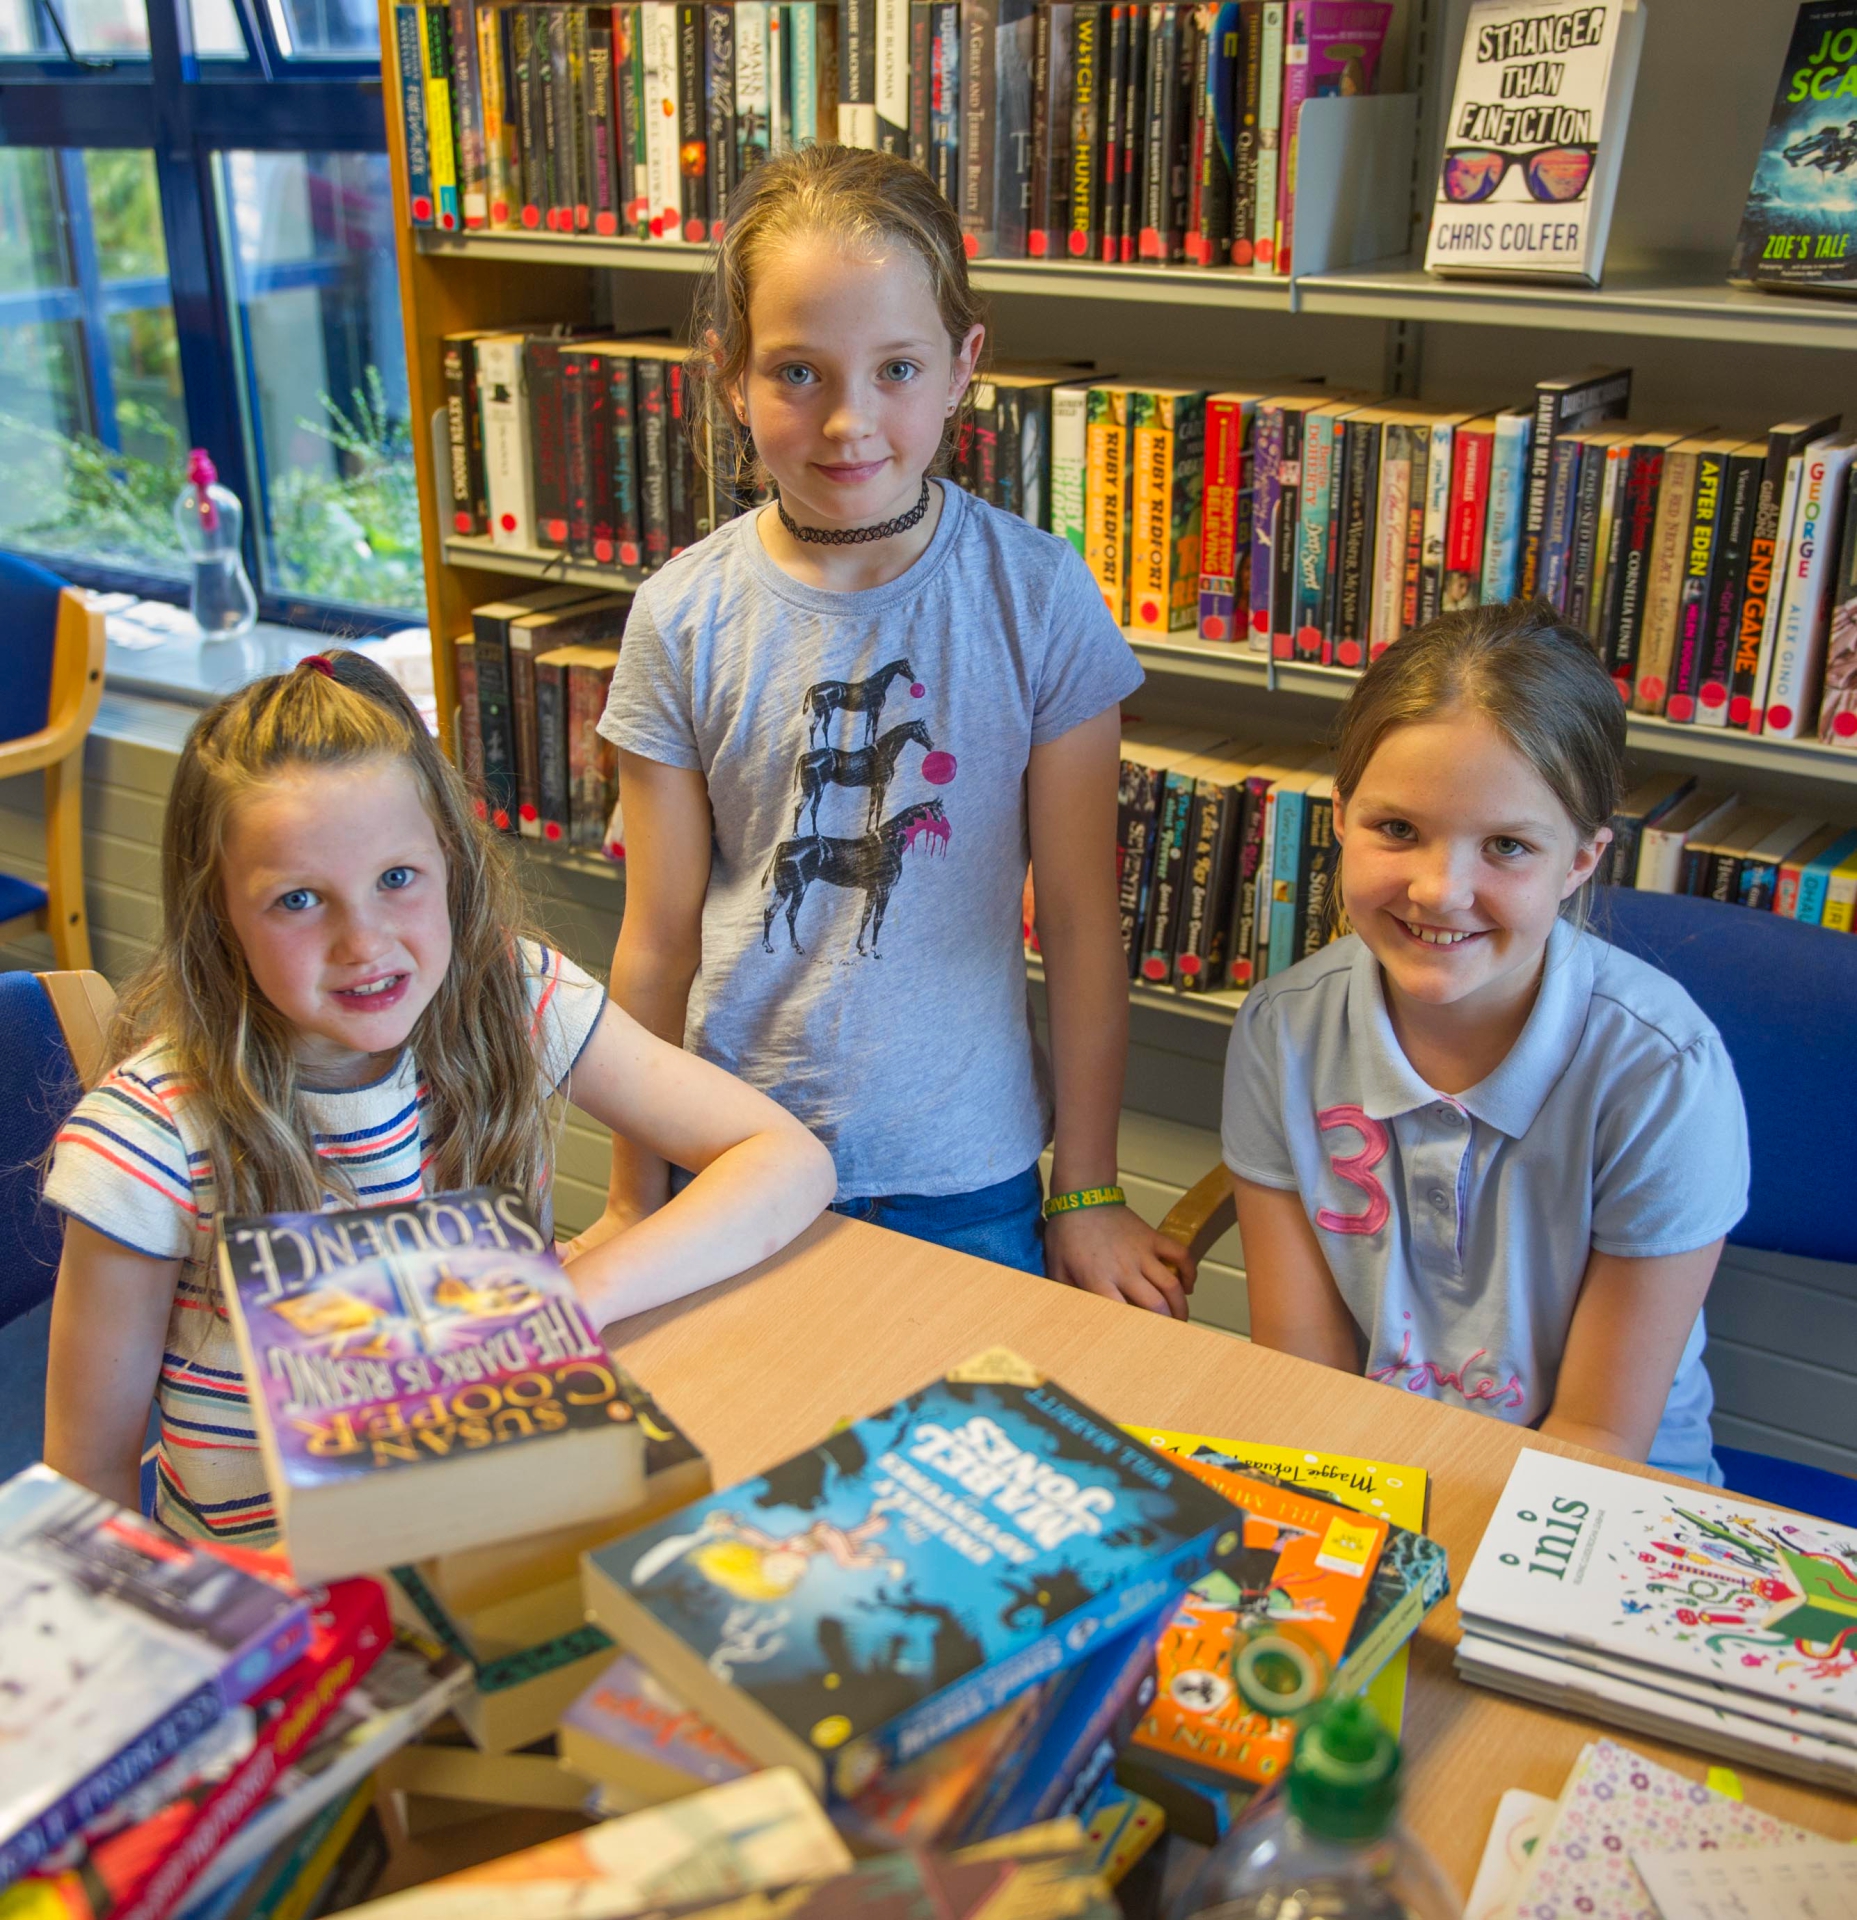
top-left (1221, 919), bottom-right (1749, 1484)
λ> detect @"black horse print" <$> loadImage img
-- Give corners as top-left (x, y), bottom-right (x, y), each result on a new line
top-left (801, 658), bottom-right (920, 747)
top-left (761, 799), bottom-right (951, 957)
top-left (791, 720), bottom-right (933, 834)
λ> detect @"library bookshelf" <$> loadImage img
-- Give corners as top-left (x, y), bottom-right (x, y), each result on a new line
top-left (383, 0), bottom-right (1857, 1037)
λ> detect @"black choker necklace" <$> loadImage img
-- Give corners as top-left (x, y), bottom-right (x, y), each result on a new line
top-left (777, 479), bottom-right (932, 546)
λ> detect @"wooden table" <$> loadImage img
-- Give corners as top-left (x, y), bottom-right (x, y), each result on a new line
top-left (608, 1213), bottom-right (1857, 1896)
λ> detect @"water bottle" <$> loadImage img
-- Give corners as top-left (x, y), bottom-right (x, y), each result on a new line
top-left (1171, 1697), bottom-right (1461, 1920)
top-left (175, 449), bottom-right (258, 641)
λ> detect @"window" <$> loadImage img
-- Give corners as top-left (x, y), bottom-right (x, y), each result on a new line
top-left (0, 148), bottom-right (186, 576)
top-left (0, 0), bottom-right (409, 629)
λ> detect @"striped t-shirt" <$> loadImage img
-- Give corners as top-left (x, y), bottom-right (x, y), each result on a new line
top-left (44, 941), bottom-right (605, 1548)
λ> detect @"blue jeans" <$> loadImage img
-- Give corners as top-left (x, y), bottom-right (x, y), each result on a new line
top-left (832, 1165), bottom-right (1046, 1276)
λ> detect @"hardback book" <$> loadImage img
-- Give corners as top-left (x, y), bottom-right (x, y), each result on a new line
top-left (1459, 1449), bottom-right (1857, 1730)
top-left (1424, 0), bottom-right (1645, 286)
top-left (581, 1348), bottom-right (1245, 1799)
top-left (558, 1654), bottom-right (753, 1805)
top-left (1129, 1454), bottom-right (1390, 1788)
top-left (1633, 788), bottom-right (1738, 891)
top-left (1732, 4), bottom-right (1857, 295)
top-left (1599, 768), bottom-right (1693, 888)
top-left (0, 1469), bottom-right (312, 1889)
top-left (218, 1186), bottom-right (646, 1585)
top-left (340, 1770), bottom-right (851, 1920)
top-left (19, 1577), bottom-right (391, 1920)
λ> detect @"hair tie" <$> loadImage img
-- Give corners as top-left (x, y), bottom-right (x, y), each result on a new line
top-left (300, 654), bottom-right (336, 679)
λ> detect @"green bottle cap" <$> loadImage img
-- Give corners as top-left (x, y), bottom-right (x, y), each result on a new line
top-left (1286, 1696), bottom-right (1402, 1842)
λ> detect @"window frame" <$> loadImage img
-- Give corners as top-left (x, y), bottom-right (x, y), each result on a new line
top-left (0, 0), bottom-right (413, 634)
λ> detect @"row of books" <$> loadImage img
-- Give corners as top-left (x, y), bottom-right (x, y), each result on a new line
top-left (396, 0), bottom-right (1394, 270)
top-left (1605, 773), bottom-right (1857, 929)
top-left (452, 583), bottom-right (631, 842)
top-left (0, 1469), bottom-right (470, 1920)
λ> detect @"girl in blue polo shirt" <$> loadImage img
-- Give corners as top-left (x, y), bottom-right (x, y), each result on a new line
top-left (1222, 602), bottom-right (1748, 1483)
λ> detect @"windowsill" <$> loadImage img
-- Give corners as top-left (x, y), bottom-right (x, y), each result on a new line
top-left (103, 610), bottom-right (334, 709)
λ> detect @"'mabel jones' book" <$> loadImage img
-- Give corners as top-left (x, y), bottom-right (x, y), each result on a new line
top-left (1424, 0), bottom-right (1645, 286)
top-left (582, 1349), bottom-right (1245, 1800)
top-left (220, 1187), bottom-right (645, 1585)
top-left (1733, 4), bottom-right (1857, 294)
top-left (1460, 1450), bottom-right (1857, 1720)
top-left (0, 1467), bottom-right (310, 1890)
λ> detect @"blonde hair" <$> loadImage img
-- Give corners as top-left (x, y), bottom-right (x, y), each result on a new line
top-left (1332, 599), bottom-right (1626, 928)
top-left (688, 144), bottom-right (985, 497)
top-left (109, 652), bottom-right (556, 1218)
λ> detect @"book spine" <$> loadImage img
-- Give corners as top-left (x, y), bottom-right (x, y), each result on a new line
top-left (453, 634), bottom-right (484, 796)
top-left (667, 360), bottom-right (696, 550)
top-left (1165, 4), bottom-right (1194, 263)
top-left (1275, 0), bottom-right (1306, 274)
top-left (1050, 385), bottom-right (1089, 556)
top-left (1417, 417), bottom-right (1453, 625)
top-left (1223, 776), bottom-right (1264, 987)
top-left (535, 652), bottom-right (572, 840)
top-left (1137, 1), bottom-right (1167, 258)
top-left (585, 356), bottom-right (617, 564)
top-left (1140, 766), bottom-right (1196, 981)
top-left (606, 354), bottom-right (641, 567)
top-left (618, 4), bottom-right (648, 235)
top-left (789, 0), bottom-right (817, 145)
top-left (1129, 393), bottom-right (1172, 633)
top-left (1767, 445), bottom-right (1854, 739)
top-left (1749, 452), bottom-right (1809, 735)
top-left (526, 339), bottom-right (571, 550)
top-left (1246, 400), bottom-right (1281, 650)
top-left (1114, 755), bottom-right (1157, 975)
top-left (1370, 425), bottom-right (1410, 655)
top-left (766, 4), bottom-right (790, 158)
top-left (572, 655), bottom-right (622, 844)
top-left (1335, 415), bottom-right (1376, 666)
top-left (1249, 0), bottom-right (1280, 272)
top-left (675, 1), bottom-right (705, 239)
top-left (562, 349), bottom-right (593, 559)
top-left (929, 0), bottom-right (962, 200)
top-left (735, 1), bottom-right (770, 176)
top-left (972, 379), bottom-right (1000, 503)
top-left (701, 4), bottom-right (735, 235)
top-left (1604, 444), bottom-right (1661, 695)
top-left (1632, 449), bottom-right (1699, 715)
top-left (906, 0), bottom-right (931, 166)
top-left (1116, 1), bottom-right (1146, 259)
top-left (1400, 427), bottom-right (1429, 635)
top-left (1442, 422), bottom-right (1492, 620)
top-left (509, 6), bottom-right (540, 227)
top-left (477, 337), bottom-right (533, 548)
top-left (1098, 3), bottom-right (1126, 261)
top-left (1479, 417), bottom-right (1529, 606)
top-left (959, 0), bottom-right (998, 250)
top-left (1268, 402), bottom-right (1303, 658)
top-left (449, 0), bottom-right (489, 226)
top-left (586, 8), bottom-right (619, 231)
top-left (839, 0), bottom-right (877, 144)
top-left (510, 623), bottom-right (544, 837)
top-left (1292, 410), bottom-right (1334, 661)
top-left (1085, 387), bottom-right (1131, 623)
top-left (1665, 447), bottom-right (1725, 722)
top-left (422, 2), bottom-right (463, 231)
top-left (1030, 0), bottom-right (1051, 250)
top-left (1297, 783), bottom-right (1335, 960)
top-left (1175, 776), bottom-right (1230, 989)
top-left (1588, 442), bottom-right (1631, 659)
top-left (636, 359), bottom-right (671, 567)
top-left (1032, 2), bottom-right (1074, 259)
top-left (1320, 415), bottom-right (1348, 643)
top-left (1193, 1), bottom-right (1235, 267)
top-left (1734, 441), bottom-right (1801, 731)
top-left (1819, 483), bottom-right (1857, 747)
top-left (651, 2), bottom-right (684, 239)
top-left (1065, 3), bottom-right (1103, 258)
top-left (875, 0), bottom-right (909, 149)
top-left (1265, 778), bottom-right (1305, 976)
top-left (533, 5), bottom-right (564, 226)
top-left (566, 4), bottom-right (593, 229)
top-left (396, 5), bottom-right (436, 224)
top-left (1229, 0), bottom-right (1259, 265)
top-left (1198, 395), bottom-right (1245, 642)
top-left (443, 335), bottom-right (484, 537)
top-left (1565, 437), bottom-right (1610, 632)
top-left (482, 4), bottom-right (513, 227)
top-left (1538, 435), bottom-right (1582, 614)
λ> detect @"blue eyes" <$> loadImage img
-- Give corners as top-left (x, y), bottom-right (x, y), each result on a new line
top-left (279, 888), bottom-right (316, 912)
top-left (382, 866), bottom-right (414, 890)
top-left (777, 365), bottom-right (815, 387)
top-left (273, 868), bottom-right (415, 912)
top-left (772, 362), bottom-right (920, 387)
top-left (1371, 821), bottom-right (1533, 857)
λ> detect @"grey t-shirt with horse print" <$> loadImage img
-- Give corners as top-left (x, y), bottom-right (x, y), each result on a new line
top-left (597, 481), bottom-right (1143, 1199)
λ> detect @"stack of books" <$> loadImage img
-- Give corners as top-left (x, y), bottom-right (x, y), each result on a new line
top-left (1457, 1450), bottom-right (1857, 1791)
top-left (396, 0), bottom-right (1397, 274)
top-left (567, 1349), bottom-right (1248, 1852)
top-left (0, 1468), bottom-right (451, 1920)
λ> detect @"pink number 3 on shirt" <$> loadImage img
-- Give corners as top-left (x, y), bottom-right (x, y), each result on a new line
top-left (1314, 1104), bottom-right (1391, 1236)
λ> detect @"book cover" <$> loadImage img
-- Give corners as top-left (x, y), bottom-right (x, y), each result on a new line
top-left (1460, 1449), bottom-right (1857, 1721)
top-left (1249, 0), bottom-right (1282, 271)
top-left (1197, 391), bottom-right (1252, 641)
top-left (1131, 1454), bottom-right (1388, 1786)
top-left (559, 1653), bottom-right (753, 1802)
top-left (1666, 438), bottom-right (1735, 722)
top-left (1732, 4), bottom-right (1857, 292)
top-left (1085, 384), bottom-right (1135, 622)
top-left (218, 1188), bottom-right (644, 1585)
top-left (1520, 365), bottom-right (1632, 599)
top-left (1100, 2), bottom-right (1130, 261)
top-left (1443, 414), bottom-right (1495, 616)
top-left (1424, 0), bottom-right (1643, 285)
top-left (448, 0), bottom-right (489, 227)
top-left (1631, 436), bottom-right (1705, 714)
top-left (0, 1471), bottom-right (312, 1890)
top-left (1129, 388), bottom-right (1207, 634)
top-left (1695, 442), bottom-right (1764, 727)
top-left (395, 5), bottom-right (435, 225)
top-left (1275, 0), bottom-right (1390, 275)
top-left (1478, 406), bottom-right (1531, 605)
top-left (581, 1350), bottom-right (1245, 1798)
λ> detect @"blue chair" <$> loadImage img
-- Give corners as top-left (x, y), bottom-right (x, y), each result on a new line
top-left (0, 968), bottom-right (116, 1484)
top-left (1595, 886), bottom-right (1857, 1526)
top-left (0, 553), bottom-right (107, 970)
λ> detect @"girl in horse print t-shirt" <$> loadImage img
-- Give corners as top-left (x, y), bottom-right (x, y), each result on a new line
top-left (592, 146), bottom-right (1194, 1311)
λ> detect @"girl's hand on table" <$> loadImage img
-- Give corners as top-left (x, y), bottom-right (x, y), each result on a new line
top-left (1046, 1204), bottom-right (1195, 1320)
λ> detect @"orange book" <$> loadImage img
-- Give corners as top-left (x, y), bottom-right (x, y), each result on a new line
top-left (1131, 1457), bottom-right (1388, 1787)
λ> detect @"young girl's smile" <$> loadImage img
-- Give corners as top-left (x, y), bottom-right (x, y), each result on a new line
top-left (1334, 707), bottom-right (1608, 1030)
top-left (735, 233), bottom-right (982, 534)
top-left (220, 759), bottom-right (452, 1084)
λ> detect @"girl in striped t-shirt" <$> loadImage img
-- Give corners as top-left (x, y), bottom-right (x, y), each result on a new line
top-left (42, 651), bottom-right (833, 1546)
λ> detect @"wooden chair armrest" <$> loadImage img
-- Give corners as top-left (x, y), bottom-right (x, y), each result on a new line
top-left (0, 590), bottom-right (106, 780)
top-left (38, 968), bottom-right (118, 1090)
top-left (1161, 1163), bottom-right (1237, 1263)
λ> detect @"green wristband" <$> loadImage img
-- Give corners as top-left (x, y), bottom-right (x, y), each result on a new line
top-left (1042, 1184), bottom-right (1127, 1221)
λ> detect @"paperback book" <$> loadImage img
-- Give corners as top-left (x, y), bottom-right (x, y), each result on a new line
top-left (219, 1186), bottom-right (645, 1585)
top-left (581, 1348), bottom-right (1246, 1798)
